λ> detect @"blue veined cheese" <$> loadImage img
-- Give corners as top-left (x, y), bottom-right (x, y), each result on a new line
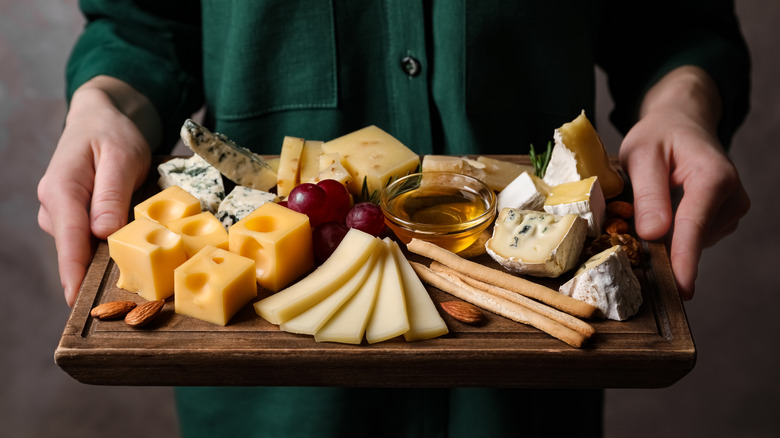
top-left (157, 154), bottom-right (225, 213)
top-left (559, 245), bottom-right (642, 321)
top-left (486, 209), bottom-right (586, 278)
top-left (216, 186), bottom-right (278, 229)
top-left (180, 119), bottom-right (277, 191)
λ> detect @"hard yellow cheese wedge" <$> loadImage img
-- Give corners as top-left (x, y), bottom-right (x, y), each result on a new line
top-left (276, 136), bottom-right (305, 197)
top-left (298, 140), bottom-right (324, 185)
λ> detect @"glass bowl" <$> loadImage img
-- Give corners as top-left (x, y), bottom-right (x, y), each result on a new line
top-left (379, 172), bottom-right (496, 253)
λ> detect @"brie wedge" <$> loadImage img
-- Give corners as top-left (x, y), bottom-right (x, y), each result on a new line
top-left (496, 171), bottom-right (551, 212)
top-left (486, 209), bottom-right (587, 278)
top-left (544, 176), bottom-right (606, 237)
top-left (559, 245), bottom-right (642, 321)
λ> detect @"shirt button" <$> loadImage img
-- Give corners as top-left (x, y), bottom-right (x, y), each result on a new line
top-left (401, 56), bottom-right (421, 77)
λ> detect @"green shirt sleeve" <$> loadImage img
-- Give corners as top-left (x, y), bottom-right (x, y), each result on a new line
top-left (66, 0), bottom-right (204, 150)
top-left (596, 0), bottom-right (750, 148)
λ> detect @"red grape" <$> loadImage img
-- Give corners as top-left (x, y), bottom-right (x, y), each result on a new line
top-left (313, 222), bottom-right (349, 263)
top-left (316, 179), bottom-right (352, 224)
top-left (346, 202), bottom-right (387, 237)
top-left (287, 183), bottom-right (328, 227)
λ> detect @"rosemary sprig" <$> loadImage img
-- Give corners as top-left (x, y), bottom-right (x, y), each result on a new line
top-left (529, 141), bottom-right (552, 179)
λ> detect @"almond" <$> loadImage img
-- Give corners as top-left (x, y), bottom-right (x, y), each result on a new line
top-left (90, 301), bottom-right (137, 320)
top-left (124, 300), bottom-right (165, 327)
top-left (440, 301), bottom-right (485, 324)
top-left (606, 201), bottom-right (634, 219)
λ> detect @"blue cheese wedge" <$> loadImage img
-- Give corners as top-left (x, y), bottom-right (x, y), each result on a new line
top-left (157, 154), bottom-right (225, 213)
top-left (486, 209), bottom-right (587, 278)
top-left (559, 245), bottom-right (642, 321)
top-left (216, 186), bottom-right (278, 229)
top-left (496, 171), bottom-right (551, 212)
top-left (543, 176), bottom-right (606, 237)
top-left (180, 119), bottom-right (277, 191)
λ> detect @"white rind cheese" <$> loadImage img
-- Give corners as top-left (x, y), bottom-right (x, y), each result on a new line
top-left (157, 154), bottom-right (225, 213)
top-left (180, 119), bottom-right (277, 191)
top-left (559, 245), bottom-right (642, 321)
top-left (486, 209), bottom-right (587, 278)
top-left (216, 186), bottom-right (278, 230)
top-left (496, 171), bottom-right (551, 212)
top-left (543, 129), bottom-right (581, 187)
top-left (543, 176), bottom-right (606, 237)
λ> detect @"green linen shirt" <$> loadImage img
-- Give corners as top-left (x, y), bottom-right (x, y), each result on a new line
top-left (65, 1), bottom-right (749, 437)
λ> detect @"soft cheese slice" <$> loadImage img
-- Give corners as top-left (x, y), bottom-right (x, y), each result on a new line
top-left (276, 136), bottom-right (305, 197)
top-left (180, 119), bottom-right (277, 191)
top-left (216, 186), bottom-right (278, 229)
top-left (298, 140), bottom-right (324, 185)
top-left (365, 239), bottom-right (410, 343)
top-left (542, 111), bottom-right (623, 199)
top-left (559, 245), bottom-right (642, 321)
top-left (157, 154), bottom-right (225, 213)
top-left (496, 171), bottom-right (551, 213)
top-left (388, 240), bottom-right (449, 341)
top-left (254, 228), bottom-right (379, 324)
top-left (322, 126), bottom-right (420, 198)
top-left (314, 245), bottom-right (385, 344)
top-left (280, 246), bottom-right (381, 335)
top-left (544, 176), bottom-right (606, 237)
top-left (486, 209), bottom-right (587, 278)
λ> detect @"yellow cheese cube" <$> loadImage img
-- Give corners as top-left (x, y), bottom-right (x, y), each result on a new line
top-left (298, 140), bottom-right (324, 184)
top-left (276, 136), bottom-right (305, 197)
top-left (229, 202), bottom-right (314, 292)
top-left (134, 185), bottom-right (202, 226)
top-left (108, 217), bottom-right (188, 300)
top-left (321, 126), bottom-right (420, 197)
top-left (174, 245), bottom-right (257, 326)
top-left (165, 211), bottom-right (229, 258)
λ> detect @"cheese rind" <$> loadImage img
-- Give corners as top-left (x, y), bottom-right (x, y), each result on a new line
top-left (157, 154), bottom-right (225, 213)
top-left (544, 176), bottom-right (606, 237)
top-left (486, 209), bottom-right (586, 278)
top-left (216, 186), bottom-right (278, 230)
top-left (559, 245), bottom-right (642, 321)
top-left (496, 171), bottom-right (551, 212)
top-left (365, 239), bottom-right (410, 343)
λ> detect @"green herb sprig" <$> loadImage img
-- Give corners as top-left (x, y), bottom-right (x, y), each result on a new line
top-left (529, 141), bottom-right (552, 179)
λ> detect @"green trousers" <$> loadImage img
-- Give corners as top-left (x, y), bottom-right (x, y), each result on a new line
top-left (176, 387), bottom-right (603, 437)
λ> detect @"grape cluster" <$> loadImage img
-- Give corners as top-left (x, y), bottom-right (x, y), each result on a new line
top-left (286, 180), bottom-right (387, 263)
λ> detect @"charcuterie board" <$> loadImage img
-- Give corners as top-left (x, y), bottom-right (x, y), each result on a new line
top-left (54, 156), bottom-right (695, 388)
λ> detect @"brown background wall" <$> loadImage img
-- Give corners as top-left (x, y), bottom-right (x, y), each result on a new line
top-left (1, 1), bottom-right (777, 436)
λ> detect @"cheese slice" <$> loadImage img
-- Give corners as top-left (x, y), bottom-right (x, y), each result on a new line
top-left (476, 156), bottom-right (533, 192)
top-left (365, 239), bottom-right (410, 343)
top-left (544, 176), bottom-right (606, 237)
top-left (486, 209), bottom-right (587, 278)
top-left (388, 240), bottom-right (448, 341)
top-left (542, 110), bottom-right (624, 199)
top-left (276, 136), bottom-right (305, 197)
top-left (496, 171), bottom-right (551, 212)
top-left (253, 228), bottom-right (379, 324)
top-left (421, 155), bottom-right (487, 182)
top-left (180, 119), bottom-right (277, 191)
top-left (559, 245), bottom-right (642, 321)
top-left (298, 140), bottom-right (324, 185)
top-left (314, 244), bottom-right (385, 344)
top-left (317, 152), bottom-right (353, 185)
top-left (280, 247), bottom-right (381, 335)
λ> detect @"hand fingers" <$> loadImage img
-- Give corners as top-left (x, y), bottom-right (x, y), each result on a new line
top-left (620, 143), bottom-right (673, 241)
top-left (90, 151), bottom-right (141, 239)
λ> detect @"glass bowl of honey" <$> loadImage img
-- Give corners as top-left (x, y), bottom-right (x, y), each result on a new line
top-left (379, 172), bottom-right (497, 253)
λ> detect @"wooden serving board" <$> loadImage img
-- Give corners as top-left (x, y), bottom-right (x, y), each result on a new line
top-left (55, 156), bottom-right (695, 388)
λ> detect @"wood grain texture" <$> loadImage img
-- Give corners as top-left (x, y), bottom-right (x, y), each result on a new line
top-left (54, 156), bottom-right (695, 388)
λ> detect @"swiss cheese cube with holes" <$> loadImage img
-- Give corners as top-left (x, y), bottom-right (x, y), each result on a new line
top-left (133, 185), bottom-right (202, 226)
top-left (174, 245), bottom-right (257, 326)
top-left (229, 202), bottom-right (314, 292)
top-left (165, 211), bottom-right (229, 258)
top-left (108, 217), bottom-right (188, 301)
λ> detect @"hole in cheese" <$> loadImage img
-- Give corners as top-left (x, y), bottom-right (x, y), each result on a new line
top-left (145, 227), bottom-right (180, 249)
top-left (245, 215), bottom-right (278, 233)
top-left (240, 239), bottom-right (270, 281)
top-left (211, 257), bottom-right (224, 264)
top-left (181, 218), bottom-right (218, 236)
top-left (185, 272), bottom-right (209, 292)
top-left (146, 200), bottom-right (186, 223)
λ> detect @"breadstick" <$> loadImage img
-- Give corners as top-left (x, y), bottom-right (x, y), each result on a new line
top-left (430, 261), bottom-right (595, 338)
top-left (406, 238), bottom-right (598, 319)
top-left (410, 261), bottom-right (588, 348)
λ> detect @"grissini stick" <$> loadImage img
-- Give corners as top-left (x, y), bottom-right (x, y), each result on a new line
top-left (406, 238), bottom-right (598, 319)
top-left (410, 261), bottom-right (588, 348)
top-left (430, 261), bottom-right (595, 338)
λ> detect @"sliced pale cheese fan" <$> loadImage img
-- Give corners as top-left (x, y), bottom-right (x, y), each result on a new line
top-left (253, 228), bottom-right (380, 324)
top-left (486, 209), bottom-right (586, 278)
top-left (276, 136), bottom-right (305, 198)
top-left (476, 156), bottom-right (533, 192)
top-left (322, 125), bottom-right (420, 198)
top-left (157, 154), bottom-right (225, 214)
top-left (544, 176), bottom-right (606, 238)
top-left (543, 111), bottom-right (624, 199)
top-left (496, 171), bottom-right (551, 213)
top-left (365, 239), bottom-right (410, 343)
top-left (559, 245), bottom-right (642, 321)
top-left (180, 119), bottom-right (277, 192)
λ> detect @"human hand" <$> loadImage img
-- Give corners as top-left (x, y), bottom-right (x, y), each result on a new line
top-left (619, 67), bottom-right (750, 300)
top-left (38, 77), bottom-right (159, 306)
